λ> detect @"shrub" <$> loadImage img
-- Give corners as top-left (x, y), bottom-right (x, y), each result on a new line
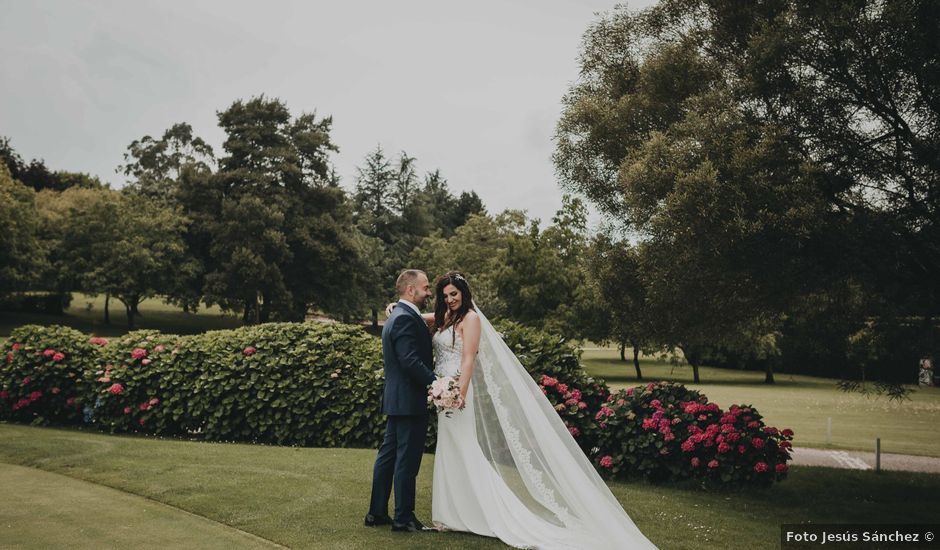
top-left (594, 381), bottom-right (793, 487)
top-left (0, 325), bottom-right (101, 424)
top-left (87, 330), bottom-right (183, 434)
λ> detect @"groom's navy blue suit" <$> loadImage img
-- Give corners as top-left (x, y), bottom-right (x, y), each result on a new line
top-left (369, 300), bottom-right (436, 525)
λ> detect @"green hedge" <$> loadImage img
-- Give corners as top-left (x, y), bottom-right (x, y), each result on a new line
top-left (0, 321), bottom-right (792, 487)
top-left (0, 325), bottom-right (100, 424)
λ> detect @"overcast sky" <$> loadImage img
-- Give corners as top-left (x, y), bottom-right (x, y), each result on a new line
top-left (0, 0), bottom-right (655, 225)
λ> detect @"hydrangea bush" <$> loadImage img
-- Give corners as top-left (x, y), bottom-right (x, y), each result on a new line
top-left (593, 381), bottom-right (793, 486)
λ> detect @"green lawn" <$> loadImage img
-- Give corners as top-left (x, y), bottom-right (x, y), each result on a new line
top-left (2, 424), bottom-right (940, 549)
top-left (0, 292), bottom-right (243, 338)
top-left (582, 347), bottom-right (940, 458)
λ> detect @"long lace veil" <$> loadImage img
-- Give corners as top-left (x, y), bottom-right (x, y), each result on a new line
top-left (469, 303), bottom-right (657, 548)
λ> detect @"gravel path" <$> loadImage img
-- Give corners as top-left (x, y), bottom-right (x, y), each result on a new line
top-left (791, 447), bottom-right (940, 473)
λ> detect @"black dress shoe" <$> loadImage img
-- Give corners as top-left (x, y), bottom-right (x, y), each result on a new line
top-left (391, 518), bottom-right (431, 532)
top-left (364, 513), bottom-right (392, 527)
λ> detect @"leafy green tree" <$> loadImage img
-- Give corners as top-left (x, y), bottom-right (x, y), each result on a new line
top-left (119, 122), bottom-right (215, 206)
top-left (0, 165), bottom-right (46, 294)
top-left (554, 0), bottom-right (939, 381)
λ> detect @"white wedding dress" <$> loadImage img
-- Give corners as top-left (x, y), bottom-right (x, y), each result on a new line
top-left (430, 309), bottom-right (658, 550)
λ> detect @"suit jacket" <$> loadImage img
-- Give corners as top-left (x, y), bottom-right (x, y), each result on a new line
top-left (381, 302), bottom-right (436, 415)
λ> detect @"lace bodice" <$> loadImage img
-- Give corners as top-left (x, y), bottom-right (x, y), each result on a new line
top-left (432, 325), bottom-right (463, 377)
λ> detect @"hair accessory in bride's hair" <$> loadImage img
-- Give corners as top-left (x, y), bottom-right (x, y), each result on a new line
top-left (452, 274), bottom-right (467, 283)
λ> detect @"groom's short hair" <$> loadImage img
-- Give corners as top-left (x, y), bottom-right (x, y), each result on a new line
top-left (396, 269), bottom-right (426, 295)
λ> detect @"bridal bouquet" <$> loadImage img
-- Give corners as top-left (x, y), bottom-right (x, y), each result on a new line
top-left (429, 375), bottom-right (461, 417)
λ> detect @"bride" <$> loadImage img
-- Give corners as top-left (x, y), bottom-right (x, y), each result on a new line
top-left (394, 271), bottom-right (658, 549)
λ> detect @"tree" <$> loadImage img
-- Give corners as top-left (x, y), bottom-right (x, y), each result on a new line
top-left (199, 96), bottom-right (364, 323)
top-left (554, 0), bottom-right (938, 382)
top-left (119, 122), bottom-right (215, 206)
top-left (35, 186), bottom-right (195, 329)
top-left (0, 165), bottom-right (46, 295)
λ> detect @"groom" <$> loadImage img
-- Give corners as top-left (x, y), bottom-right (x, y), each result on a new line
top-left (365, 269), bottom-right (436, 532)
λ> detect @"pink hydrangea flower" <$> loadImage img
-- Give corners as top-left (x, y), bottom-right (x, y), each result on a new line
top-left (718, 442), bottom-right (731, 454)
top-left (123, 406), bottom-right (132, 415)
top-left (691, 457), bottom-right (701, 468)
top-left (707, 459), bottom-right (719, 469)
top-left (541, 375), bottom-right (557, 387)
top-left (131, 348), bottom-right (147, 360)
top-left (11, 342), bottom-right (22, 351)
top-left (754, 461), bottom-right (769, 473)
top-left (243, 346), bottom-right (257, 356)
top-left (568, 426), bottom-right (580, 437)
top-left (109, 383), bottom-right (124, 395)
top-left (52, 352), bottom-right (65, 362)
top-left (43, 349), bottom-right (56, 358)
top-left (599, 455), bottom-right (613, 468)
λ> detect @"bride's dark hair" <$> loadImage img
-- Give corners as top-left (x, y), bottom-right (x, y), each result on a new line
top-left (434, 271), bottom-right (474, 345)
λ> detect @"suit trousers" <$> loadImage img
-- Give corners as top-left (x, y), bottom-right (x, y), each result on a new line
top-left (368, 414), bottom-right (428, 523)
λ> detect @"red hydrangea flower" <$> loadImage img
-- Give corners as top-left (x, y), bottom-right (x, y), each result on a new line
top-left (11, 342), bottom-right (22, 350)
top-left (754, 461), bottom-right (769, 473)
top-left (556, 383), bottom-right (569, 393)
top-left (66, 397), bottom-right (75, 407)
top-left (568, 426), bottom-right (580, 437)
top-left (13, 398), bottom-right (30, 411)
top-left (123, 406), bottom-right (132, 415)
top-left (570, 389), bottom-right (582, 401)
top-left (763, 426), bottom-right (779, 435)
top-left (775, 463), bottom-right (788, 473)
top-left (131, 348), bottom-right (148, 360)
top-left (21, 377), bottom-right (30, 385)
top-left (52, 352), bottom-right (65, 362)
top-left (779, 440), bottom-right (792, 449)
top-left (690, 457), bottom-right (701, 468)
top-left (139, 402), bottom-right (150, 411)
top-left (751, 437), bottom-right (765, 449)
top-left (650, 399), bottom-right (662, 408)
top-left (625, 388), bottom-right (634, 396)
top-left (43, 349), bottom-right (56, 357)
top-left (738, 445), bottom-right (747, 454)
top-left (707, 459), bottom-right (719, 469)
top-left (599, 455), bottom-right (613, 468)
top-left (718, 442), bottom-right (731, 454)
top-left (541, 375), bottom-right (557, 387)
top-left (747, 420), bottom-right (760, 429)
top-left (243, 346), bottom-right (257, 356)
top-left (138, 418), bottom-right (146, 426)
top-left (0, 390), bottom-right (7, 399)
top-left (782, 428), bottom-right (794, 438)
top-left (109, 383), bottom-right (124, 395)
top-left (641, 418), bottom-right (656, 430)
top-left (565, 398), bottom-right (578, 407)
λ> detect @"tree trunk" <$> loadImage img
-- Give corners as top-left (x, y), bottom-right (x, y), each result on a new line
top-left (619, 341), bottom-right (627, 362)
top-left (104, 292), bottom-right (110, 325)
top-left (371, 307), bottom-right (379, 328)
top-left (259, 291), bottom-right (270, 324)
top-left (125, 301), bottom-right (136, 330)
top-left (131, 300), bottom-right (141, 318)
top-left (632, 341), bottom-right (643, 380)
top-left (764, 361), bottom-right (775, 384)
top-left (691, 362), bottom-right (701, 384)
